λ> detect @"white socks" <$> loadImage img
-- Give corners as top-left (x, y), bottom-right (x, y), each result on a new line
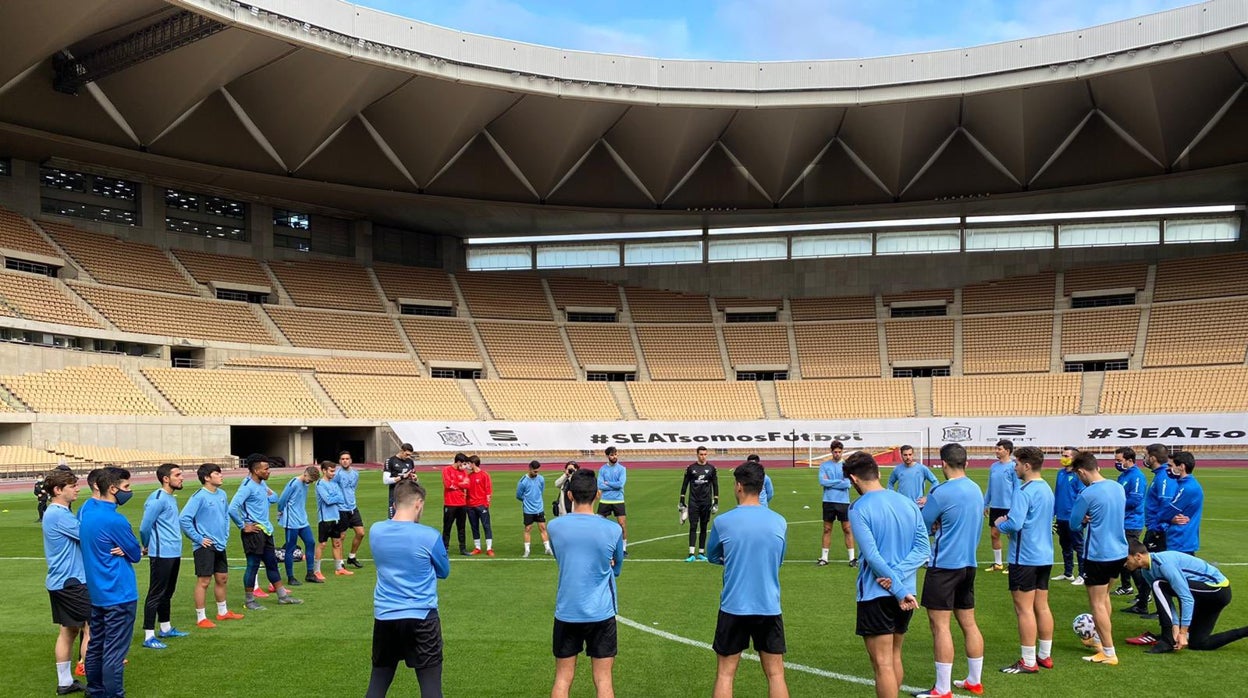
top-left (160, 622), bottom-right (171, 633)
top-left (144, 629), bottom-right (156, 641)
top-left (935, 662), bottom-right (952, 693)
top-left (689, 547), bottom-right (696, 555)
top-left (623, 540), bottom-right (628, 551)
top-left (820, 548), bottom-right (829, 561)
top-left (216, 601), bottom-right (228, 616)
top-left (473, 539), bottom-right (481, 549)
top-left (1103, 646), bottom-right (1117, 657)
top-left (967, 657), bottom-right (983, 684)
top-left (56, 661), bottom-right (72, 686)
top-left (1022, 645), bottom-right (1037, 667)
top-left (486, 539), bottom-right (493, 551)
top-left (544, 541), bottom-right (552, 553)
top-left (847, 547), bottom-right (856, 561)
top-left (1038, 639), bottom-right (1053, 660)
top-left (993, 549), bottom-right (1003, 565)
top-left (196, 608), bottom-right (207, 623)
top-left (524, 543), bottom-right (531, 554)
top-left (335, 559), bottom-right (344, 571)
top-left (314, 559), bottom-right (322, 573)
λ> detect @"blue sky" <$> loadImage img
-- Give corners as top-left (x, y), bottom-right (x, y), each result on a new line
top-left (353, 0), bottom-right (1200, 60)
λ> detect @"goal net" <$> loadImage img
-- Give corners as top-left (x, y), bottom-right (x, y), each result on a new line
top-left (801, 430), bottom-right (930, 469)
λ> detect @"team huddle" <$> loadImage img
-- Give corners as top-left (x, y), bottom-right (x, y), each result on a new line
top-left (36, 439), bottom-right (1246, 697)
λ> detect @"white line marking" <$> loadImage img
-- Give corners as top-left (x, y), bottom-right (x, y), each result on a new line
top-left (616, 614), bottom-right (942, 694)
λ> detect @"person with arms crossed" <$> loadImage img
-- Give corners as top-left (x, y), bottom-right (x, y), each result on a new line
top-left (1125, 443), bottom-right (1173, 616)
top-left (276, 465), bottom-right (320, 586)
top-left (1113, 447), bottom-right (1147, 597)
top-left (548, 469), bottom-right (625, 698)
top-left (817, 441), bottom-right (855, 567)
top-left (679, 446), bottom-right (720, 562)
top-left (180, 463), bottom-right (243, 627)
top-left (983, 439), bottom-right (1018, 573)
top-left (366, 480), bottom-right (450, 698)
top-left (229, 454), bottom-right (302, 609)
top-left (846, 451), bottom-right (931, 698)
top-left (597, 447), bottom-right (628, 555)
top-left (915, 444), bottom-right (985, 698)
top-left (383, 443), bottom-right (417, 519)
top-left (888, 445), bottom-right (939, 507)
top-left (1123, 540), bottom-right (1248, 653)
top-left (315, 459), bottom-right (352, 579)
top-left (707, 460), bottom-right (789, 698)
top-left (336, 450), bottom-right (367, 568)
top-left (995, 447), bottom-right (1057, 675)
top-left (1052, 447), bottom-right (1086, 584)
top-left (1159, 451), bottom-right (1203, 555)
top-left (467, 455), bottom-right (495, 556)
top-left (518, 460), bottom-right (553, 557)
top-left (79, 467), bottom-right (142, 698)
top-left (42, 467), bottom-right (89, 695)
top-left (139, 463), bottom-right (188, 649)
top-left (442, 453), bottom-right (471, 556)
top-left (1069, 451), bottom-right (1129, 665)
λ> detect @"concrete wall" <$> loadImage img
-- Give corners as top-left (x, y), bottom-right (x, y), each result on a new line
top-left (25, 417), bottom-right (231, 457)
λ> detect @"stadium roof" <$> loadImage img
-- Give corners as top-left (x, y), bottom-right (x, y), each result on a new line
top-left (2, 0), bottom-right (1248, 237)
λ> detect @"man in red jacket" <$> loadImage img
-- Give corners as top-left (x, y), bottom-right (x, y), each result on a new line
top-left (466, 455), bottom-right (495, 557)
top-left (442, 453), bottom-right (472, 555)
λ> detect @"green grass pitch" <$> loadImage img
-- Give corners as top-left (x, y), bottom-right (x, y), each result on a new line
top-left (2, 464), bottom-right (1246, 696)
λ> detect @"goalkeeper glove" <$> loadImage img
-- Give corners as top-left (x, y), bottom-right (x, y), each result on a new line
top-left (1052, 519), bottom-right (1059, 534)
top-left (711, 500), bottom-right (719, 514)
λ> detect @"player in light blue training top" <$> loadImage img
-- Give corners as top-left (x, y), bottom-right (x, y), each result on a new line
top-left (596, 447), bottom-right (628, 555)
top-left (139, 463), bottom-right (187, 650)
top-left (179, 463), bottom-right (241, 626)
top-left (817, 441), bottom-right (855, 567)
top-left (516, 460), bottom-right (551, 557)
top-left (984, 439), bottom-right (1019, 572)
top-left (994, 447), bottom-right (1056, 675)
top-left (275, 465), bottom-right (319, 586)
top-left (1124, 540), bottom-right (1248, 653)
top-left (1069, 452), bottom-right (1128, 666)
top-left (888, 445), bottom-right (939, 505)
top-left (844, 451), bottom-right (929, 698)
top-left (41, 467), bottom-right (88, 695)
top-left (548, 468), bottom-right (624, 698)
top-left (366, 479), bottom-right (450, 698)
top-left (707, 460), bottom-right (789, 698)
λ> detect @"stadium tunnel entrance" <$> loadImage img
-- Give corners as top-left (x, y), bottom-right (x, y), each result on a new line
top-left (311, 426), bottom-right (374, 465)
top-left (231, 425), bottom-right (301, 468)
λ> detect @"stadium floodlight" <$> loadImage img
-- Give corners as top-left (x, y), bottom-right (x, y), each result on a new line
top-left (966, 205), bottom-right (1239, 224)
top-left (467, 229), bottom-right (703, 245)
top-left (709, 217), bottom-right (960, 236)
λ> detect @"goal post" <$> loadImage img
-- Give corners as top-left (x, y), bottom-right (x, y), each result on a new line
top-left (801, 430), bottom-right (930, 470)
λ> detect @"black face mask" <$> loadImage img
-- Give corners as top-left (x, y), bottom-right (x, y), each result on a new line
top-left (115, 489), bottom-right (134, 506)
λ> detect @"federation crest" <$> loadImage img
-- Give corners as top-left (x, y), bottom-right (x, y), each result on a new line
top-left (941, 425), bottom-right (973, 443)
top-left (438, 429), bottom-right (472, 447)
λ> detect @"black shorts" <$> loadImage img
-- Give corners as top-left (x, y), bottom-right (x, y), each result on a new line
top-left (552, 617), bottom-right (618, 659)
top-left (989, 508), bottom-right (1010, 527)
top-left (342, 508), bottom-right (364, 529)
top-left (49, 578), bottom-right (91, 627)
top-left (921, 567), bottom-right (976, 611)
top-left (241, 531), bottom-right (275, 557)
top-left (1008, 564), bottom-right (1053, 592)
top-left (372, 612), bottom-right (443, 670)
top-left (597, 503), bottom-right (626, 518)
top-left (523, 512), bottom-right (547, 526)
top-left (318, 520), bottom-right (344, 543)
top-left (193, 547), bottom-right (228, 577)
top-left (713, 611), bottom-right (786, 656)
top-left (823, 502), bottom-right (850, 523)
top-left (1082, 558), bottom-right (1127, 587)
top-left (856, 597), bottom-right (913, 637)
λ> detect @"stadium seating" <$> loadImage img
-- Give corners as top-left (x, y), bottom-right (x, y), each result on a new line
top-left (564, 324), bottom-right (639, 369)
top-left (776, 378), bottom-right (915, 418)
top-left (1062, 307), bottom-right (1141, 356)
top-left (627, 381), bottom-right (763, 420)
top-left (70, 283), bottom-right (277, 344)
top-left (0, 206), bottom-right (60, 259)
top-left (316, 374), bottom-right (476, 419)
top-left (931, 373), bottom-right (1082, 416)
top-left (142, 367), bottom-right (326, 418)
top-left (477, 379), bottom-right (622, 420)
top-left (1143, 299), bottom-right (1248, 367)
top-left (264, 306), bottom-right (406, 353)
top-left (1153, 252), bottom-right (1248, 302)
top-left (962, 314), bottom-right (1053, 373)
top-left (722, 324), bottom-right (790, 368)
top-left (170, 248), bottom-right (270, 289)
top-left (456, 272), bottom-right (551, 320)
top-left (793, 322), bottom-right (881, 378)
top-left (266, 258), bottom-right (384, 312)
top-left (1063, 262), bottom-right (1147, 295)
top-left (790, 296), bottom-right (877, 321)
top-left (0, 269), bottom-right (101, 328)
top-left (40, 221), bottom-right (196, 295)
top-left (547, 276), bottom-right (622, 311)
top-left (883, 288), bottom-right (954, 306)
top-left (1099, 366), bottom-right (1248, 414)
top-left (0, 365), bottom-right (162, 415)
top-left (885, 318), bottom-right (955, 363)
top-left (962, 273), bottom-right (1056, 314)
top-left (716, 296), bottom-right (782, 310)
top-left (223, 355), bottom-right (420, 375)
top-left (625, 287), bottom-right (712, 323)
top-left (476, 322), bottom-right (576, 379)
top-left (51, 443), bottom-right (205, 464)
top-left (635, 325), bottom-right (725, 379)
top-left (372, 263), bottom-right (457, 305)
top-left (399, 317), bottom-right (483, 365)
top-left (0, 445), bottom-right (62, 473)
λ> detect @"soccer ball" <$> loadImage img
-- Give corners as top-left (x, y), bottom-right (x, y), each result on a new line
top-left (1073, 613), bottom-right (1099, 642)
top-left (274, 548), bottom-right (305, 563)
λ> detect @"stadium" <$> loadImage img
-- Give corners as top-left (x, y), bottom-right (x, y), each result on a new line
top-left (2, 0), bottom-right (1247, 696)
